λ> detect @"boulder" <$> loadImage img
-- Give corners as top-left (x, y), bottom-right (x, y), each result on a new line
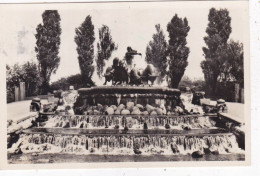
top-left (141, 111), bottom-right (149, 115)
top-left (155, 108), bottom-right (163, 115)
top-left (92, 106), bottom-right (97, 110)
top-left (191, 151), bottom-right (204, 158)
top-left (165, 124), bottom-right (170, 129)
top-left (97, 104), bottom-right (103, 111)
top-left (182, 124), bottom-right (191, 130)
top-left (90, 148), bottom-right (95, 153)
top-left (126, 102), bottom-right (135, 111)
top-left (134, 149), bottom-right (142, 155)
top-left (160, 104), bottom-right (167, 114)
top-left (118, 104), bottom-right (125, 110)
top-left (131, 109), bottom-right (141, 115)
top-left (211, 150), bottom-right (219, 155)
top-left (102, 105), bottom-right (109, 114)
top-left (87, 110), bottom-right (94, 115)
top-left (150, 111), bottom-right (158, 116)
top-left (167, 111), bottom-right (173, 116)
top-left (175, 106), bottom-right (184, 114)
top-left (146, 104), bottom-right (155, 113)
top-left (121, 109), bottom-right (130, 115)
top-left (114, 109), bottom-right (121, 115)
top-left (110, 105), bottom-right (117, 111)
top-left (132, 106), bottom-right (139, 111)
top-left (105, 107), bottom-right (114, 115)
top-left (203, 148), bottom-right (211, 155)
top-left (93, 110), bottom-right (99, 115)
top-left (136, 104), bottom-right (144, 110)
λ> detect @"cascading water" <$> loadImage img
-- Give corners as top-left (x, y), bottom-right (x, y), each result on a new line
top-left (9, 133), bottom-right (243, 156)
top-left (43, 115), bottom-right (216, 130)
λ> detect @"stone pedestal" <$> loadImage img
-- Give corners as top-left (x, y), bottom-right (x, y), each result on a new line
top-left (19, 82), bottom-right (25, 101)
top-left (241, 88), bottom-right (244, 103)
top-left (234, 83), bottom-right (240, 102)
top-left (15, 86), bottom-right (19, 102)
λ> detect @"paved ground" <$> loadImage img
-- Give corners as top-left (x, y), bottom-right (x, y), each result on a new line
top-left (225, 102), bottom-right (244, 123)
top-left (7, 100), bottom-right (48, 122)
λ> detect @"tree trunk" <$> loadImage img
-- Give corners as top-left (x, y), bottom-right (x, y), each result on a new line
top-left (40, 80), bottom-right (50, 95)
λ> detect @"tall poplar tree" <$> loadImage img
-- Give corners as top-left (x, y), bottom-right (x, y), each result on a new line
top-left (167, 14), bottom-right (190, 88)
top-left (201, 8), bottom-right (232, 93)
top-left (96, 25), bottom-right (117, 78)
top-left (145, 24), bottom-right (168, 83)
top-left (35, 10), bottom-right (61, 94)
top-left (75, 15), bottom-right (95, 86)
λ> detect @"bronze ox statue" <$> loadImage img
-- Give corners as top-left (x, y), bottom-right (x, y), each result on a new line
top-left (104, 57), bottom-right (158, 86)
top-left (104, 57), bottom-right (128, 85)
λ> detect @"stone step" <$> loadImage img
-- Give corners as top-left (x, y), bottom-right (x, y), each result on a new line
top-left (23, 127), bottom-right (232, 137)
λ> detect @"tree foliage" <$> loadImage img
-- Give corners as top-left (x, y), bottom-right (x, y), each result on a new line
top-left (96, 25), bottom-right (117, 78)
top-left (35, 10), bottom-right (61, 94)
top-left (201, 8), bottom-right (232, 93)
top-left (75, 15), bottom-right (95, 87)
top-left (50, 74), bottom-right (83, 91)
top-left (217, 40), bottom-right (244, 86)
top-left (6, 62), bottom-right (40, 102)
top-left (178, 75), bottom-right (206, 92)
top-left (167, 14), bottom-right (190, 88)
top-left (145, 24), bottom-right (168, 83)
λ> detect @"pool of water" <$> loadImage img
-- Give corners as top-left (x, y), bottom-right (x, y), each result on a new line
top-left (8, 153), bottom-right (245, 164)
top-left (23, 127), bottom-right (231, 136)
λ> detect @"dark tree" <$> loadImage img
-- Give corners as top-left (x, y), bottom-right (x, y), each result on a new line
top-left (217, 40), bottom-right (244, 86)
top-left (228, 41), bottom-right (244, 87)
top-left (167, 14), bottom-right (190, 88)
top-left (22, 61), bottom-right (41, 96)
top-left (35, 10), bottom-right (61, 94)
top-left (96, 25), bottom-right (117, 78)
top-left (75, 15), bottom-right (95, 87)
top-left (145, 24), bottom-right (168, 83)
top-left (6, 62), bottom-right (41, 102)
top-left (201, 8), bottom-right (232, 93)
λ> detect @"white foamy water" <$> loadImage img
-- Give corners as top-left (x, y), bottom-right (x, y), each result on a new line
top-left (42, 114), bottom-right (216, 130)
top-left (12, 133), bottom-right (244, 156)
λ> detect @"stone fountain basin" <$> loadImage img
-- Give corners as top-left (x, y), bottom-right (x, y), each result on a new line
top-left (23, 127), bottom-right (232, 137)
top-left (78, 86), bottom-right (181, 95)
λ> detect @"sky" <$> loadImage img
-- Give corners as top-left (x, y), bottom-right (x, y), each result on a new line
top-left (0, 1), bottom-right (248, 85)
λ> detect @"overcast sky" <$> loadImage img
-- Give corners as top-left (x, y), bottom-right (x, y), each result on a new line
top-left (0, 1), bottom-right (248, 85)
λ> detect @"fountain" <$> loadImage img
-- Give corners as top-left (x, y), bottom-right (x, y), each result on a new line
top-left (7, 50), bottom-right (245, 163)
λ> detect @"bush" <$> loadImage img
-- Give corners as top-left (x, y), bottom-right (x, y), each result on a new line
top-left (178, 76), bottom-right (206, 92)
top-left (50, 74), bottom-right (85, 91)
top-left (6, 62), bottom-right (40, 103)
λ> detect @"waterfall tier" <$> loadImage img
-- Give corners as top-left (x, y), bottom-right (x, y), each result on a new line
top-left (11, 133), bottom-right (243, 155)
top-left (42, 114), bottom-right (217, 130)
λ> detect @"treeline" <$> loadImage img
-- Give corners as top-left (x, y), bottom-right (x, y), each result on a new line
top-left (7, 8), bottom-right (244, 102)
top-left (201, 8), bottom-right (244, 100)
top-left (51, 13), bottom-right (191, 90)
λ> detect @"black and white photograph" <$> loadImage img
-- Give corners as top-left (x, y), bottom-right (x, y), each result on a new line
top-left (0, 0), bottom-right (250, 168)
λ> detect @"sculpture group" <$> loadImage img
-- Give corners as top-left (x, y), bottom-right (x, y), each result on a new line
top-left (104, 47), bottom-right (158, 86)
